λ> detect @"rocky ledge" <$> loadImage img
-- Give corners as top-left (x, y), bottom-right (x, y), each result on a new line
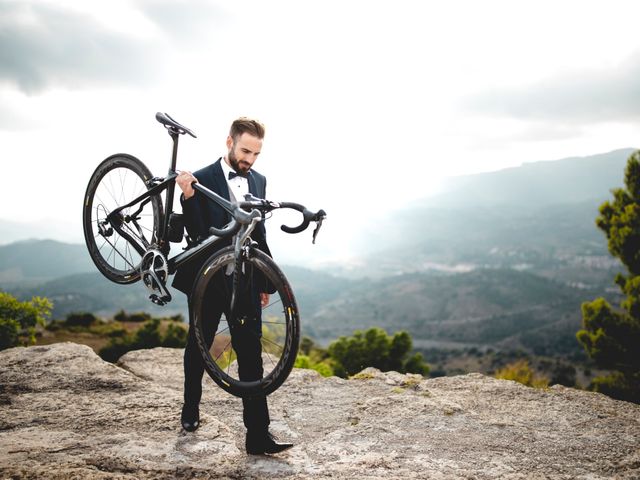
top-left (0, 342), bottom-right (638, 479)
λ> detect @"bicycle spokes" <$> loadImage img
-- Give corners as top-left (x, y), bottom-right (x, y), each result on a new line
top-left (83, 155), bottom-right (163, 285)
top-left (193, 247), bottom-right (300, 397)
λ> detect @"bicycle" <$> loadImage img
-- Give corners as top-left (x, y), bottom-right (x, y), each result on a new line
top-left (82, 112), bottom-right (326, 398)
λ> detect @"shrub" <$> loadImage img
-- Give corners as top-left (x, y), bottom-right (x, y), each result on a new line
top-left (162, 322), bottom-right (188, 347)
top-left (65, 312), bottom-right (99, 328)
top-left (0, 292), bottom-right (52, 350)
top-left (128, 312), bottom-right (152, 323)
top-left (113, 310), bottom-right (152, 323)
top-left (294, 354), bottom-right (334, 377)
top-left (495, 359), bottom-right (549, 388)
top-left (327, 327), bottom-right (429, 378)
top-left (99, 317), bottom-right (188, 362)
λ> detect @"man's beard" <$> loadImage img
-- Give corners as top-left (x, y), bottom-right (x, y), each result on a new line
top-left (228, 148), bottom-right (250, 174)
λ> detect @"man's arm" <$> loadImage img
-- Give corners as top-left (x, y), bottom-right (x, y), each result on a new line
top-left (176, 171), bottom-right (206, 241)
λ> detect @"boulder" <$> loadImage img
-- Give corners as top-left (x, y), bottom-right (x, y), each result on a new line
top-left (1, 342), bottom-right (638, 479)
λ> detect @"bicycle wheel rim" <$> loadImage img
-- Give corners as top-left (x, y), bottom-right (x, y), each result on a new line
top-left (192, 247), bottom-right (300, 398)
top-left (83, 155), bottom-right (162, 284)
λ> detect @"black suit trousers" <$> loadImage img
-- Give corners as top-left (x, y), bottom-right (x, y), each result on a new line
top-left (183, 270), bottom-right (270, 432)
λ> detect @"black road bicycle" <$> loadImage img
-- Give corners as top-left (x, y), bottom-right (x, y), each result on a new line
top-left (82, 112), bottom-right (326, 398)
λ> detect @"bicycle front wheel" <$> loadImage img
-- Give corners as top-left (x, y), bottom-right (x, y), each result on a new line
top-left (83, 154), bottom-right (163, 284)
top-left (191, 246), bottom-right (301, 398)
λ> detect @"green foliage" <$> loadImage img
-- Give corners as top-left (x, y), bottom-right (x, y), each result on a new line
top-left (295, 336), bottom-right (335, 377)
top-left (162, 322), bottom-right (188, 347)
top-left (0, 317), bottom-right (20, 350)
top-left (495, 359), bottom-right (549, 388)
top-left (578, 299), bottom-right (639, 371)
top-left (589, 371), bottom-right (640, 402)
top-left (294, 354), bottom-right (334, 377)
top-left (64, 311), bottom-right (99, 327)
top-left (0, 291), bottom-right (52, 350)
top-left (135, 318), bottom-right (163, 346)
top-left (578, 150), bottom-right (640, 403)
top-left (92, 322), bottom-right (127, 337)
top-left (327, 327), bottom-right (429, 378)
top-left (99, 317), bottom-right (188, 362)
top-left (548, 360), bottom-right (577, 387)
top-left (114, 310), bottom-right (152, 323)
top-left (404, 352), bottom-right (430, 375)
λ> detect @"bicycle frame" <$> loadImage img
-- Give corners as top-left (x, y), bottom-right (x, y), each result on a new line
top-left (84, 112), bottom-right (325, 396)
top-left (104, 129), bottom-right (250, 277)
top-left (100, 115), bottom-right (325, 306)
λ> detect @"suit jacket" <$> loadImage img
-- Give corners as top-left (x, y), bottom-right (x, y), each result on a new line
top-left (172, 158), bottom-right (272, 295)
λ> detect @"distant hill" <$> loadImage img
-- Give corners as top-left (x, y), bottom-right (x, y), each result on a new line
top-left (429, 148), bottom-right (635, 209)
top-left (298, 267), bottom-right (615, 358)
top-left (0, 239), bottom-right (93, 284)
top-left (0, 149), bottom-right (631, 360)
top-left (0, 218), bottom-right (82, 247)
top-left (343, 148), bottom-right (634, 277)
top-left (6, 271), bottom-right (188, 319)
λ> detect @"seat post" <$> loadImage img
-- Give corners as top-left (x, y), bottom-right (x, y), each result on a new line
top-left (169, 130), bottom-right (180, 172)
top-left (161, 130), bottom-right (180, 250)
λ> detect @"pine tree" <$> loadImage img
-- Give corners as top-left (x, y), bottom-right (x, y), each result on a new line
top-left (577, 150), bottom-right (640, 403)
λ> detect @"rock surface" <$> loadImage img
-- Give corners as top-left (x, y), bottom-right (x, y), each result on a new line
top-left (0, 342), bottom-right (638, 479)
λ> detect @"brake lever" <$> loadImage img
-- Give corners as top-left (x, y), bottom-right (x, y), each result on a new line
top-left (311, 211), bottom-right (326, 244)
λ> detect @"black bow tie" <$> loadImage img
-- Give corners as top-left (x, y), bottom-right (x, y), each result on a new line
top-left (228, 171), bottom-right (249, 180)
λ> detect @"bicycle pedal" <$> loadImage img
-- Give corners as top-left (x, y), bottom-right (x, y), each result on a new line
top-left (149, 294), bottom-right (166, 306)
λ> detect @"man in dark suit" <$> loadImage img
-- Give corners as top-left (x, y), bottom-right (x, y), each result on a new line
top-left (174, 117), bottom-right (292, 455)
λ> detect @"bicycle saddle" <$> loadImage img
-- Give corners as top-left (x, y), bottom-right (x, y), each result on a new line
top-left (155, 112), bottom-right (197, 138)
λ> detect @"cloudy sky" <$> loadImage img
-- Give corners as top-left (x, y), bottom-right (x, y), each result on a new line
top-left (1, 0), bottom-right (639, 265)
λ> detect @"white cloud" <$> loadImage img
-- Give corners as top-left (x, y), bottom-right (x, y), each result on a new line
top-left (465, 51), bottom-right (640, 124)
top-left (1, 0), bottom-right (640, 263)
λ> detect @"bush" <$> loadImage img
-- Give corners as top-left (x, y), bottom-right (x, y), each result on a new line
top-left (0, 292), bottom-right (52, 350)
top-left (590, 371), bottom-right (640, 402)
top-left (98, 317), bottom-right (188, 362)
top-left (294, 354), bottom-right (334, 377)
top-left (64, 312), bottom-right (99, 328)
top-left (0, 317), bottom-right (20, 350)
top-left (495, 359), bottom-right (549, 388)
top-left (162, 322), bottom-right (188, 348)
top-left (128, 312), bottom-right (153, 323)
top-left (327, 327), bottom-right (429, 378)
top-left (113, 310), bottom-right (152, 323)
top-left (549, 361), bottom-right (577, 387)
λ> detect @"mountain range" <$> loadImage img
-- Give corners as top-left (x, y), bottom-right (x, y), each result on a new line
top-left (0, 148), bottom-right (633, 362)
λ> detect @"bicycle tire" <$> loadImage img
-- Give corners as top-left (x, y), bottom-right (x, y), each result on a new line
top-left (83, 154), bottom-right (164, 284)
top-left (191, 246), bottom-right (300, 398)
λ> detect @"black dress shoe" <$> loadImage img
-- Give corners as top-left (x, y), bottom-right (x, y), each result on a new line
top-left (181, 403), bottom-right (200, 432)
top-left (246, 431), bottom-right (293, 455)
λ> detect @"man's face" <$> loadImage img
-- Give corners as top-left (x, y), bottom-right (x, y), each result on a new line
top-left (227, 132), bottom-right (263, 174)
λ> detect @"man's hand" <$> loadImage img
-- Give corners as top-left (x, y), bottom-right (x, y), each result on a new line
top-left (260, 293), bottom-right (270, 308)
top-left (176, 170), bottom-right (198, 199)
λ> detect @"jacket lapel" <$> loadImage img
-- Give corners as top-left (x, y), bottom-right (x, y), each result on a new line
top-left (248, 172), bottom-right (258, 197)
top-left (211, 158), bottom-right (230, 201)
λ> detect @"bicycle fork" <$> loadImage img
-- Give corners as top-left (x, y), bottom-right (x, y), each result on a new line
top-left (228, 218), bottom-right (261, 326)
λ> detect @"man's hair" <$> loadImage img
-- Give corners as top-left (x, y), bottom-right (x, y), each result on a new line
top-left (229, 117), bottom-right (265, 141)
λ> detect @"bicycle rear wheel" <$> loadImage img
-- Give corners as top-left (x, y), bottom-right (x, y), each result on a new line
top-left (191, 246), bottom-right (300, 398)
top-left (83, 154), bottom-right (163, 284)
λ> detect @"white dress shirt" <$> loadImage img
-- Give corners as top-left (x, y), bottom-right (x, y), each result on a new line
top-left (220, 157), bottom-right (249, 202)
top-left (219, 157), bottom-right (250, 275)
